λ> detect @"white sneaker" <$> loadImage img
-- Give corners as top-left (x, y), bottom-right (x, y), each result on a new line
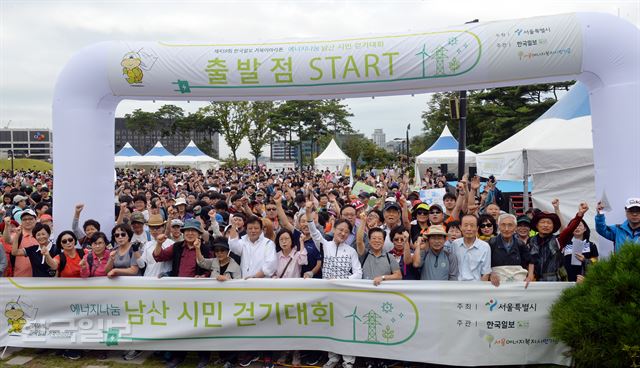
top-left (322, 357), bottom-right (340, 368)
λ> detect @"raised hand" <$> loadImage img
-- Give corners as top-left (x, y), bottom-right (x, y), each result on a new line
top-left (551, 198), bottom-right (560, 210)
top-left (578, 202), bottom-right (589, 216)
top-left (596, 201), bottom-right (605, 212)
top-left (470, 176), bottom-right (481, 191)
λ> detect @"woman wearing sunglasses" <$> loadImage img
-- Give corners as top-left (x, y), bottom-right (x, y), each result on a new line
top-left (105, 224), bottom-right (140, 278)
top-left (477, 214), bottom-right (497, 242)
top-left (42, 230), bottom-right (82, 278)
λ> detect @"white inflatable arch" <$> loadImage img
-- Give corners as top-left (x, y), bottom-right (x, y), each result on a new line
top-left (53, 12), bottom-right (639, 232)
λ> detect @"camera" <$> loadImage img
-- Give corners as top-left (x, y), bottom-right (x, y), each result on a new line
top-left (131, 241), bottom-right (142, 252)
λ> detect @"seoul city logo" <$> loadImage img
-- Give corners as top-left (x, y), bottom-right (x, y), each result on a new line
top-left (485, 298), bottom-right (498, 312)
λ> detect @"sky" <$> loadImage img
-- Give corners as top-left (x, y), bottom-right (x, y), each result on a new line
top-left (1, 0), bottom-right (638, 159)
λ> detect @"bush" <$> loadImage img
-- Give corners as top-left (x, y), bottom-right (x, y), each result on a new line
top-left (550, 243), bottom-right (640, 367)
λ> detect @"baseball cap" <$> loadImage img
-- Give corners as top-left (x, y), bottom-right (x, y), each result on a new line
top-left (13, 195), bottom-right (28, 204)
top-left (516, 215), bottom-right (531, 225)
top-left (20, 209), bottom-right (36, 219)
top-left (170, 219), bottom-right (184, 227)
top-left (130, 212), bottom-right (146, 224)
top-left (40, 214), bottom-right (53, 222)
top-left (625, 197), bottom-right (640, 210)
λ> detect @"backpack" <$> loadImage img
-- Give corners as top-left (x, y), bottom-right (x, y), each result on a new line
top-left (360, 251), bottom-right (392, 267)
top-left (58, 248), bottom-right (85, 277)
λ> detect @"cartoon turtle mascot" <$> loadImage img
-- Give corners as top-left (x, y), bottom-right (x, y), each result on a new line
top-left (121, 51), bottom-right (144, 84)
top-left (5, 302), bottom-right (27, 334)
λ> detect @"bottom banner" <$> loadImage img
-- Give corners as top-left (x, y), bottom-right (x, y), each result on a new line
top-left (0, 278), bottom-right (572, 366)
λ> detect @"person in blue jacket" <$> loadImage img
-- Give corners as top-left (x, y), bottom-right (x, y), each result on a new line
top-left (595, 197), bottom-right (640, 252)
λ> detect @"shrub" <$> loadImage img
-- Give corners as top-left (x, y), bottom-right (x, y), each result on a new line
top-left (550, 243), bottom-right (640, 367)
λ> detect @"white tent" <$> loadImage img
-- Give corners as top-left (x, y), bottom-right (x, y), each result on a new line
top-left (315, 139), bottom-right (352, 181)
top-left (171, 140), bottom-right (220, 170)
top-left (475, 82), bottom-right (600, 250)
top-left (415, 126), bottom-right (476, 184)
top-left (114, 142), bottom-right (142, 167)
top-left (138, 141), bottom-right (175, 166)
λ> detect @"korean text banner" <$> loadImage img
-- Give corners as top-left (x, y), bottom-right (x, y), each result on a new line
top-left (1, 278), bottom-right (572, 366)
top-left (108, 13), bottom-right (581, 99)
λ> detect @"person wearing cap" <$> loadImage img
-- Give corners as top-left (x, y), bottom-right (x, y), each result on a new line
top-left (595, 197), bottom-right (640, 251)
top-left (381, 199), bottom-right (406, 252)
top-left (11, 194), bottom-right (29, 223)
top-left (129, 212), bottom-right (151, 245)
top-left (3, 210), bottom-right (39, 277)
top-left (195, 237), bottom-right (241, 281)
top-left (167, 218), bottom-right (184, 243)
top-left (411, 225), bottom-right (459, 281)
top-left (427, 204), bottom-right (446, 226)
top-left (410, 203), bottom-right (430, 243)
top-left (515, 216), bottom-right (532, 246)
top-left (136, 214), bottom-right (174, 278)
top-left (153, 218), bottom-right (212, 368)
top-left (153, 218), bottom-right (212, 278)
top-left (529, 202), bottom-right (589, 281)
top-left (174, 197), bottom-right (192, 221)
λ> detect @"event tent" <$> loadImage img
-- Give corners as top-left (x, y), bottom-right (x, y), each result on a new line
top-left (475, 82), bottom-right (597, 244)
top-left (139, 141), bottom-right (176, 166)
top-left (171, 140), bottom-right (220, 170)
top-left (415, 126), bottom-right (477, 184)
top-left (114, 142), bottom-right (142, 167)
top-left (314, 139), bottom-right (352, 178)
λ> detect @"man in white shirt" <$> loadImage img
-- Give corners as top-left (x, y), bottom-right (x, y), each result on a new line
top-left (228, 215), bottom-right (277, 279)
top-left (453, 214), bottom-right (492, 281)
top-left (136, 214), bottom-right (173, 277)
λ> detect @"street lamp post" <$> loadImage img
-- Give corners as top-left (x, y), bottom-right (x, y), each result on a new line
top-left (8, 149), bottom-right (14, 177)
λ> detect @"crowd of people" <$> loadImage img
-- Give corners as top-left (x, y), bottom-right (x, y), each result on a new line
top-left (1, 166), bottom-right (639, 368)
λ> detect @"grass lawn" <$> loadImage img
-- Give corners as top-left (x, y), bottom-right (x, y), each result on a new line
top-left (0, 159), bottom-right (52, 172)
top-left (0, 348), bottom-right (564, 368)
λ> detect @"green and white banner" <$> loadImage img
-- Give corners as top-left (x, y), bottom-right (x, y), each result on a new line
top-left (107, 13), bottom-right (582, 99)
top-left (1, 278), bottom-right (571, 366)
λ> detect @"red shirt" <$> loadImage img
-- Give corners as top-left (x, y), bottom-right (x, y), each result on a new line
top-left (154, 244), bottom-right (199, 277)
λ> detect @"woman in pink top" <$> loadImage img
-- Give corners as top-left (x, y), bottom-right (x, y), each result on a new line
top-left (80, 232), bottom-right (110, 278)
top-left (273, 228), bottom-right (307, 366)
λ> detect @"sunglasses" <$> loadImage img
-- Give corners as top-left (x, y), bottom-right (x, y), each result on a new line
top-left (416, 210), bottom-right (428, 216)
top-left (60, 238), bottom-right (75, 244)
top-left (479, 223), bottom-right (493, 229)
top-left (266, 208), bottom-right (277, 211)
top-left (429, 211), bottom-right (442, 215)
top-left (114, 232), bottom-right (128, 238)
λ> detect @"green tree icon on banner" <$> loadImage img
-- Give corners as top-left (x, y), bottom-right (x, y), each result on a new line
top-left (382, 325), bottom-right (395, 342)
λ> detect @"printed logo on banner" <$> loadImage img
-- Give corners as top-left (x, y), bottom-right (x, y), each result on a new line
top-left (485, 298), bottom-right (499, 311)
top-left (4, 296), bottom-right (38, 336)
top-left (120, 48), bottom-right (159, 86)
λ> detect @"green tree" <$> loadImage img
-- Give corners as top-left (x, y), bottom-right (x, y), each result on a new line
top-left (270, 100), bottom-right (323, 165)
top-left (154, 104), bottom-right (185, 137)
top-left (247, 101), bottom-right (275, 166)
top-left (124, 108), bottom-right (159, 135)
top-left (200, 102), bottom-right (250, 164)
top-left (550, 243), bottom-right (640, 367)
top-left (418, 82), bottom-right (574, 154)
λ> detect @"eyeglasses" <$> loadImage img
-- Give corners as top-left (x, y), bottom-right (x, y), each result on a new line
top-left (60, 238), bottom-right (75, 244)
top-left (479, 223), bottom-right (493, 229)
top-left (429, 211), bottom-right (442, 215)
top-left (149, 226), bottom-right (164, 231)
top-left (266, 208), bottom-right (277, 211)
top-left (114, 232), bottom-right (128, 238)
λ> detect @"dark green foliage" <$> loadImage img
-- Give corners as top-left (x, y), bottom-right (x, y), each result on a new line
top-left (550, 243), bottom-right (640, 367)
top-left (419, 82), bottom-right (574, 153)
